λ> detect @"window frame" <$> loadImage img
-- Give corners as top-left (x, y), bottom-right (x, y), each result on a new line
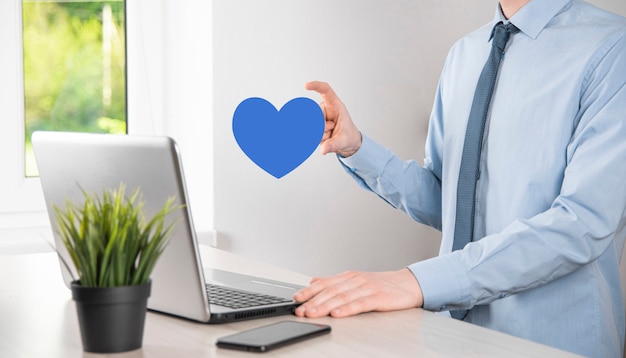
top-left (0, 0), bottom-right (46, 227)
top-left (0, 0), bottom-right (134, 230)
top-left (0, 0), bottom-right (213, 238)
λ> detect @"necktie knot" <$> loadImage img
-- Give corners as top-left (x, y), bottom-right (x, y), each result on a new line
top-left (491, 23), bottom-right (519, 52)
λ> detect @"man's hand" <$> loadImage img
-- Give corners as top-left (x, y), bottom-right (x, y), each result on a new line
top-left (305, 81), bottom-right (362, 157)
top-left (293, 268), bottom-right (424, 318)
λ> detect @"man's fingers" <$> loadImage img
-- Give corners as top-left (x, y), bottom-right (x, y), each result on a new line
top-left (305, 81), bottom-right (341, 106)
top-left (320, 139), bottom-right (335, 155)
top-left (324, 120), bottom-right (336, 132)
top-left (294, 272), bottom-right (367, 317)
top-left (293, 274), bottom-right (338, 303)
top-left (329, 297), bottom-right (374, 318)
top-left (296, 290), bottom-right (368, 318)
top-left (318, 100), bottom-right (327, 120)
top-left (305, 80), bottom-right (330, 93)
top-left (293, 272), bottom-right (355, 305)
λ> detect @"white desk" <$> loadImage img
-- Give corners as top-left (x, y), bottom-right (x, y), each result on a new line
top-left (0, 247), bottom-right (579, 357)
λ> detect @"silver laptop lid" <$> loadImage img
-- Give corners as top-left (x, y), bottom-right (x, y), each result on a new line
top-left (32, 131), bottom-right (211, 322)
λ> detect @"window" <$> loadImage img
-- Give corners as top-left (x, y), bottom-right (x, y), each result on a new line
top-left (0, 0), bottom-right (213, 239)
top-left (23, 0), bottom-right (126, 177)
top-left (0, 0), bottom-right (126, 229)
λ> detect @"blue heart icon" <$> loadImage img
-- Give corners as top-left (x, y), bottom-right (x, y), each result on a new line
top-left (232, 97), bottom-right (324, 178)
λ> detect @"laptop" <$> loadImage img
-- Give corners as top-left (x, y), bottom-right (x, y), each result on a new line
top-left (32, 131), bottom-right (303, 323)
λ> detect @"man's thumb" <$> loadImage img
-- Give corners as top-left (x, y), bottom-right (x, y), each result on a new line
top-left (320, 139), bottom-right (335, 155)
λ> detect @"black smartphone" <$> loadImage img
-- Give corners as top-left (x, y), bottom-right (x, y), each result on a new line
top-left (216, 321), bottom-right (331, 353)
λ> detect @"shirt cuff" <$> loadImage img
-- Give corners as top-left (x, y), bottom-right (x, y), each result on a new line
top-left (338, 134), bottom-right (392, 178)
top-left (408, 252), bottom-right (472, 312)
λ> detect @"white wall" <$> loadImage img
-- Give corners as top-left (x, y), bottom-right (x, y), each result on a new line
top-left (212, 0), bottom-right (496, 276)
top-left (210, 0), bottom-right (626, 277)
top-left (3, 0), bottom-right (625, 269)
top-left (592, 0), bottom-right (626, 15)
top-left (2, 0), bottom-right (624, 272)
top-left (127, 0), bottom-right (214, 243)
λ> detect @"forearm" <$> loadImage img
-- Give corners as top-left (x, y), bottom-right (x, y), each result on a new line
top-left (339, 135), bottom-right (443, 230)
top-left (413, 206), bottom-right (625, 313)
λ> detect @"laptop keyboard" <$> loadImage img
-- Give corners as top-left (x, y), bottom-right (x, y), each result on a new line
top-left (206, 284), bottom-right (292, 309)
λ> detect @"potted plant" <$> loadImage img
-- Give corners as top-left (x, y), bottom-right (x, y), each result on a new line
top-left (53, 183), bottom-right (181, 353)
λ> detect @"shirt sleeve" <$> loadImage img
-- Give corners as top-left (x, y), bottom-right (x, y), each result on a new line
top-left (338, 134), bottom-right (443, 230)
top-left (337, 68), bottom-right (449, 232)
top-left (411, 33), bottom-right (626, 312)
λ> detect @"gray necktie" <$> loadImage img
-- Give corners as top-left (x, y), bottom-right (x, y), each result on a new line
top-left (450, 22), bottom-right (519, 320)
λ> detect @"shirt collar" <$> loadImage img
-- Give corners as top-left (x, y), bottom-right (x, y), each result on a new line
top-left (492, 0), bottom-right (571, 40)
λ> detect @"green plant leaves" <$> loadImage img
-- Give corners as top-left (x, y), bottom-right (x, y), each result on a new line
top-left (53, 183), bottom-right (182, 288)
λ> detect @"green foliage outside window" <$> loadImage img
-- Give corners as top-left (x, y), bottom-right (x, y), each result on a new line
top-left (23, 1), bottom-right (126, 176)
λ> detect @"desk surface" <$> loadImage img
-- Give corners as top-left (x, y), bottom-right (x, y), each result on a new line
top-left (0, 247), bottom-right (579, 357)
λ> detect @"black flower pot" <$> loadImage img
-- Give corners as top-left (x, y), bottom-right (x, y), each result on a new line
top-left (71, 280), bottom-right (151, 353)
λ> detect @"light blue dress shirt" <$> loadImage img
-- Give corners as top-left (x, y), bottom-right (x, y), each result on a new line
top-left (339, 0), bottom-right (626, 356)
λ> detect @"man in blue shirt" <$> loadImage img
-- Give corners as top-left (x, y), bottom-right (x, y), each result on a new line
top-left (293, 0), bottom-right (626, 356)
